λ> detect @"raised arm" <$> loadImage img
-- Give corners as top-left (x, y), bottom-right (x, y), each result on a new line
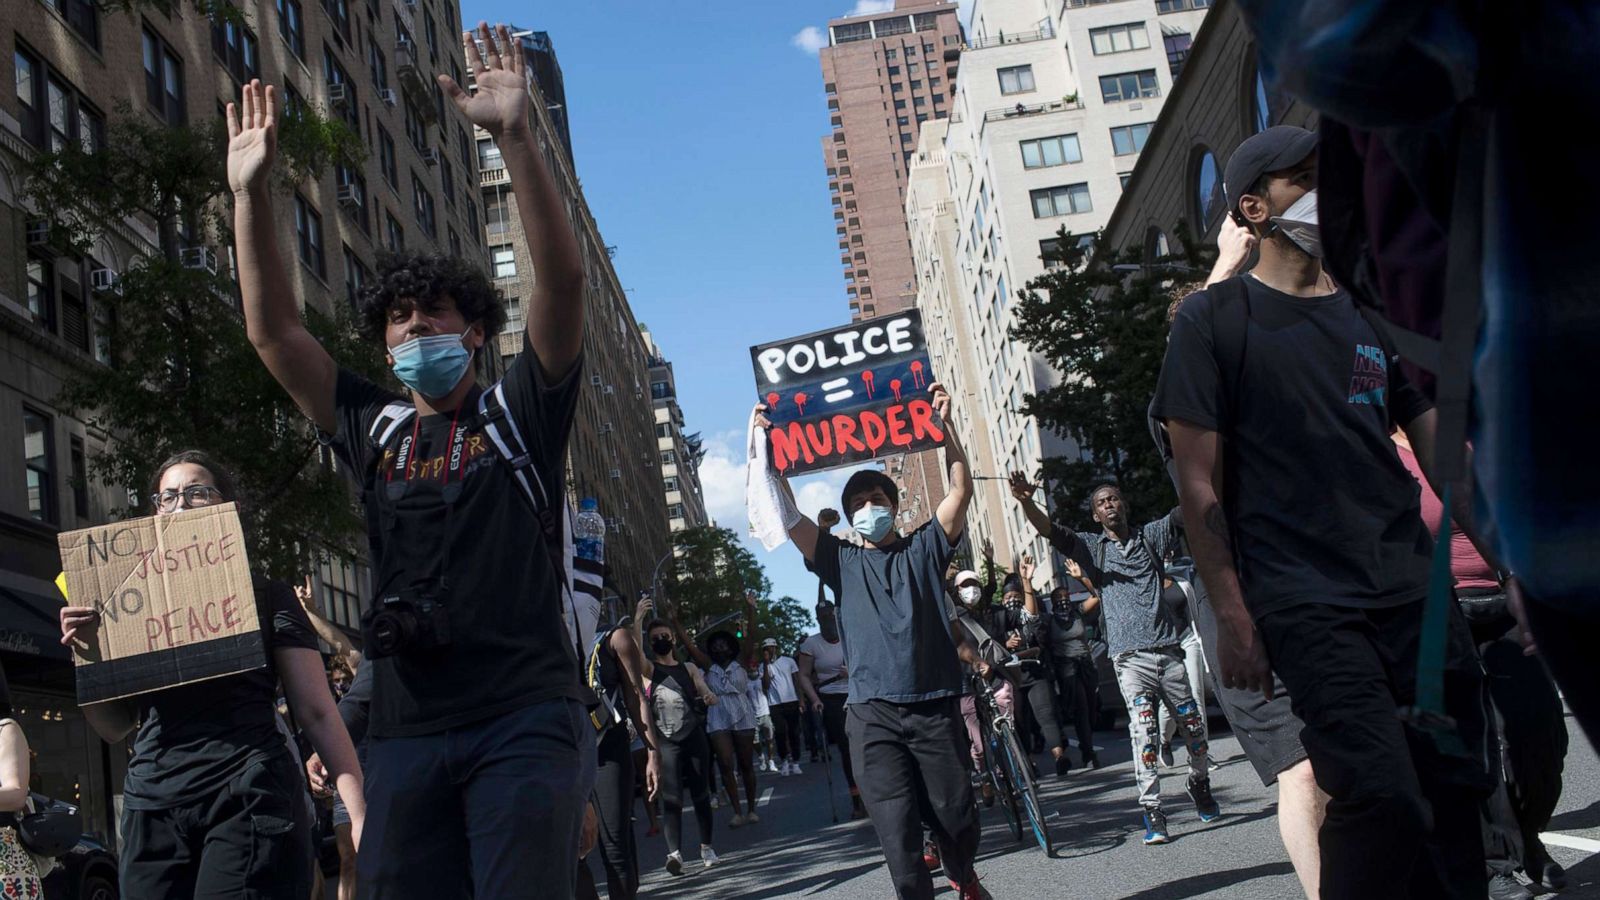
top-left (1166, 418), bottom-right (1272, 699)
top-left (633, 596), bottom-right (655, 680)
top-left (742, 592), bottom-right (760, 667)
top-left (932, 383), bottom-right (973, 541)
top-left (227, 81), bottom-right (338, 433)
top-left (673, 613), bottom-right (711, 670)
top-left (443, 23), bottom-right (584, 381)
top-left (295, 578), bottom-right (361, 671)
top-left (1008, 471), bottom-right (1056, 539)
top-left (752, 403), bottom-right (821, 561)
top-left (1206, 215), bottom-right (1257, 287)
top-left (1019, 556), bottom-right (1041, 618)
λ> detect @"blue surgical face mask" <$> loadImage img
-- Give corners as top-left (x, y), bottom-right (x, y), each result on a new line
top-left (851, 504), bottom-right (894, 543)
top-left (390, 329), bottom-right (473, 398)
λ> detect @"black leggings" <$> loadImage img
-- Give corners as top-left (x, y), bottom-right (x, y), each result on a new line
top-left (1018, 678), bottom-right (1064, 753)
top-left (771, 702), bottom-right (802, 763)
top-left (583, 729), bottom-right (637, 899)
top-left (820, 693), bottom-right (857, 789)
top-left (1051, 655), bottom-right (1098, 754)
top-left (657, 726), bottom-right (714, 855)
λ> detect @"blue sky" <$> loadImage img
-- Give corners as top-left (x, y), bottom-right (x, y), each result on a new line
top-left (463, 1), bottom-right (970, 614)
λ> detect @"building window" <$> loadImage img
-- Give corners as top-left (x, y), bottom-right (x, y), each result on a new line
top-left (659, 449), bottom-right (677, 464)
top-left (1164, 32), bottom-right (1192, 78)
top-left (1019, 134), bottom-right (1081, 169)
top-left (1100, 70), bottom-right (1159, 103)
top-left (1157, 0), bottom-right (1210, 11)
top-left (668, 503), bottom-right (685, 519)
top-left (491, 245), bottom-right (516, 279)
top-left (424, 9), bottom-right (439, 60)
top-left (293, 193), bottom-right (325, 278)
top-left (69, 436), bottom-right (89, 519)
top-left (142, 27), bottom-right (186, 125)
top-left (448, 226), bottom-right (461, 258)
top-left (26, 257), bottom-right (56, 333)
top-left (342, 245), bottom-right (369, 308)
top-left (1030, 183), bottom-right (1092, 218)
top-left (477, 137), bottom-right (502, 171)
top-left (403, 99), bottom-right (427, 152)
top-left (651, 381), bottom-right (671, 401)
top-left (378, 126), bottom-right (398, 187)
top-left (1089, 22), bottom-right (1149, 55)
top-left (322, 45), bottom-right (357, 129)
top-left (324, 0), bottom-right (351, 44)
top-left (23, 409), bottom-right (56, 524)
top-left (385, 210), bottom-right (404, 252)
top-left (912, 96), bottom-right (926, 107)
top-left (440, 157), bottom-right (455, 209)
top-left (44, 0), bottom-right (100, 49)
top-left (1110, 122), bottom-right (1154, 156)
top-left (486, 194), bottom-right (510, 236)
top-left (14, 49), bottom-right (104, 154)
top-left (368, 35), bottom-right (388, 89)
top-left (211, 14), bottom-right (260, 83)
top-left (1194, 147), bottom-right (1223, 230)
top-left (997, 65), bottom-right (1035, 95)
top-left (412, 173), bottom-right (436, 237)
top-left (277, 0), bottom-right (305, 58)
top-left (1120, 172), bottom-right (1133, 189)
top-left (1039, 238), bottom-right (1066, 271)
top-left (336, 164), bottom-right (369, 233)
top-left (663, 475), bottom-right (679, 492)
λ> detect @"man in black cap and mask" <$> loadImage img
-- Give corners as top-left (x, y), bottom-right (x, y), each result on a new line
top-left (1152, 125), bottom-right (1493, 899)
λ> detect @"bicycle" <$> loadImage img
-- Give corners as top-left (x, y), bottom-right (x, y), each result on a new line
top-left (971, 655), bottom-right (1054, 855)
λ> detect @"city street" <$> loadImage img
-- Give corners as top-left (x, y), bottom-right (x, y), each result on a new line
top-left (629, 713), bottom-right (1600, 899)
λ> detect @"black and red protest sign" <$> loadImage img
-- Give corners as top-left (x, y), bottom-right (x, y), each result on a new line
top-left (751, 311), bottom-right (944, 476)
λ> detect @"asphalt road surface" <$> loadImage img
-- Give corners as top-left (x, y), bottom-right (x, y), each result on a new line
top-left (621, 710), bottom-right (1600, 899)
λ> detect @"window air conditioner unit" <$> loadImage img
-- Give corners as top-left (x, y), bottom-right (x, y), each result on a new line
top-left (609, 468), bottom-right (621, 479)
top-left (421, 148), bottom-right (441, 166)
top-left (180, 247), bottom-right (219, 275)
top-left (602, 384), bottom-right (614, 395)
top-left (598, 423), bottom-right (613, 435)
top-left (337, 185), bottom-right (362, 208)
top-left (589, 375), bottom-right (603, 386)
top-left (378, 88), bottom-right (398, 107)
top-left (327, 82), bottom-right (350, 105)
top-left (90, 268), bottom-right (122, 295)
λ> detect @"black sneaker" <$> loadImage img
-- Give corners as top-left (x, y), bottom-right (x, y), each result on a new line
top-left (1141, 808), bottom-right (1170, 845)
top-left (1532, 858), bottom-right (1567, 892)
top-left (1085, 753), bottom-right (1103, 770)
top-left (1487, 872), bottom-right (1533, 900)
top-left (1187, 776), bottom-right (1221, 822)
top-left (1054, 754), bottom-right (1071, 777)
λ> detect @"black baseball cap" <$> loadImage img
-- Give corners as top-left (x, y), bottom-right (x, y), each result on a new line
top-left (1223, 126), bottom-right (1318, 219)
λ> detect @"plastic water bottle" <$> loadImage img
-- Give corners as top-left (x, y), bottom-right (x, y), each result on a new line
top-left (574, 497), bottom-right (605, 566)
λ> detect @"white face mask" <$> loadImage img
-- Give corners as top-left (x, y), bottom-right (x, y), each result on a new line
top-left (1270, 189), bottom-right (1321, 258)
top-left (958, 585), bottom-right (982, 605)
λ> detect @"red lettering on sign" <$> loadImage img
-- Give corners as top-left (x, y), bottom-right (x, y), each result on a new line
top-left (769, 422), bottom-right (814, 473)
top-left (860, 410), bottom-right (887, 456)
top-left (908, 398), bottom-right (944, 443)
top-left (804, 421), bottom-right (833, 457)
top-left (186, 606), bottom-right (207, 643)
top-left (886, 405), bottom-right (913, 447)
top-left (204, 600), bottom-right (221, 633)
top-left (145, 617), bottom-right (163, 652)
top-left (834, 416), bottom-right (866, 455)
top-left (222, 594), bottom-right (241, 630)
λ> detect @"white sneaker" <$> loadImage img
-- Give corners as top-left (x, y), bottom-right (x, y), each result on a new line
top-left (701, 845), bottom-right (720, 869)
top-left (730, 813), bottom-right (747, 828)
top-left (746, 811), bottom-right (761, 824)
top-left (781, 761), bottom-right (793, 776)
top-left (791, 762), bottom-right (803, 775)
top-left (665, 851), bottom-right (684, 876)
top-left (710, 794), bottom-right (721, 810)
top-left (767, 760), bottom-right (781, 773)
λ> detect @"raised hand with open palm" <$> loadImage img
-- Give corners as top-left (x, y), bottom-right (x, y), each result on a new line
top-left (439, 23), bottom-right (529, 139)
top-left (226, 80), bottom-right (278, 196)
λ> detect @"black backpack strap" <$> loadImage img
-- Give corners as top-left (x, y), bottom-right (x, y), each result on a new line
top-left (367, 401), bottom-right (417, 450)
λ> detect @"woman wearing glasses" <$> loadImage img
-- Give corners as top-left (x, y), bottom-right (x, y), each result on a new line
top-left (58, 450), bottom-right (364, 899)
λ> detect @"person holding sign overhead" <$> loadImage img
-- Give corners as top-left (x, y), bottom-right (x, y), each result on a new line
top-left (751, 383), bottom-right (995, 900)
top-left (57, 451), bottom-right (363, 899)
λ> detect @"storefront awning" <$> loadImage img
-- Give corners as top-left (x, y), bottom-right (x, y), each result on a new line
top-left (0, 569), bottom-right (72, 661)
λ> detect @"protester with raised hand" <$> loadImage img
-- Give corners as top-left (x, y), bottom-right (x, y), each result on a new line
top-left (1047, 560), bottom-right (1102, 769)
top-left (1008, 472), bottom-right (1217, 845)
top-left (58, 451), bottom-right (362, 898)
top-left (676, 593), bottom-right (762, 827)
top-left (228, 19), bottom-right (593, 896)
top-left (753, 382), bottom-right (995, 900)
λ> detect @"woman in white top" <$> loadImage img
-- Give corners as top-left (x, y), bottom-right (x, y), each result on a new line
top-left (761, 640), bottom-right (804, 775)
top-left (0, 677), bottom-right (42, 898)
top-left (676, 592), bottom-right (762, 827)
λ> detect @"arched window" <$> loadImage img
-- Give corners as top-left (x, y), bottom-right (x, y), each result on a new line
top-left (1192, 147), bottom-right (1223, 233)
top-left (1144, 225), bottom-right (1171, 262)
top-left (1253, 69), bottom-right (1272, 132)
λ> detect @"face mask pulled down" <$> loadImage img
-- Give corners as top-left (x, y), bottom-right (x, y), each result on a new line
top-left (1269, 189), bottom-right (1321, 258)
top-left (390, 329), bottom-right (473, 398)
top-left (852, 504), bottom-right (895, 543)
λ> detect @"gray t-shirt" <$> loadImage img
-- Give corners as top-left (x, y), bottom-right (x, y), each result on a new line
top-left (811, 520), bottom-right (964, 705)
top-left (1046, 511), bottom-right (1183, 657)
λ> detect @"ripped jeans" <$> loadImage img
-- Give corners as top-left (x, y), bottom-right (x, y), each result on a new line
top-left (1114, 646), bottom-right (1209, 810)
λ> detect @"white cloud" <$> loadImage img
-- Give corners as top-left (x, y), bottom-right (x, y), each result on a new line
top-left (790, 26), bottom-right (828, 55)
top-left (695, 429), bottom-right (875, 540)
top-left (848, 0), bottom-right (896, 14)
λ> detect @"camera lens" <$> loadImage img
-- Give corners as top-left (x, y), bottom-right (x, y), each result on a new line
top-left (370, 609), bottom-right (416, 656)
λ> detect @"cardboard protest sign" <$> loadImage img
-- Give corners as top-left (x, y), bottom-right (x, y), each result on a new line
top-left (751, 311), bottom-right (944, 476)
top-left (56, 503), bottom-right (266, 704)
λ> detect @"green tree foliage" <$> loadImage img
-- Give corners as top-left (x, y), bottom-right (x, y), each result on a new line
top-left (23, 96), bottom-right (380, 580)
top-left (1007, 226), bottom-right (1212, 523)
top-left (756, 595), bottom-right (812, 656)
top-left (661, 526), bottom-right (774, 647)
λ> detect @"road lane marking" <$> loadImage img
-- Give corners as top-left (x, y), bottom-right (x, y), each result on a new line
top-left (1541, 832), bottom-right (1600, 854)
top-left (758, 787), bottom-right (774, 808)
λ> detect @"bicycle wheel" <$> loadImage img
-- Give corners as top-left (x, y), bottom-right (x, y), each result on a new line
top-left (998, 720), bottom-right (1053, 855)
top-left (988, 721), bottom-right (1024, 842)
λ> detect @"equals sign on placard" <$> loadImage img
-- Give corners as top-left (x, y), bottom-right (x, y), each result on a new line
top-left (822, 378), bottom-right (853, 404)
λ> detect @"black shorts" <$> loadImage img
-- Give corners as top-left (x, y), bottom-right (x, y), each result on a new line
top-left (1188, 578), bottom-right (1307, 785)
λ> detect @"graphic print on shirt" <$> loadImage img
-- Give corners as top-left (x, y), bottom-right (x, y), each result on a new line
top-left (380, 432), bottom-right (495, 482)
top-left (1348, 344), bottom-right (1388, 406)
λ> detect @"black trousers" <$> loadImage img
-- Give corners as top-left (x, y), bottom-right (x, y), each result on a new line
top-left (1472, 614), bottom-right (1568, 876)
top-left (847, 698), bottom-right (979, 899)
top-left (1050, 654), bottom-right (1098, 757)
top-left (579, 729), bottom-right (638, 900)
top-left (1260, 599), bottom-right (1490, 900)
top-left (656, 725), bottom-right (713, 856)
top-left (120, 753), bottom-right (313, 899)
top-left (770, 701), bottom-right (802, 763)
top-left (1017, 677), bottom-right (1063, 753)
top-left (821, 693), bottom-right (857, 789)
top-left (1522, 592), bottom-right (1600, 746)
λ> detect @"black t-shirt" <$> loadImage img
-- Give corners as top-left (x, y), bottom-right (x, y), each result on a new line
top-left (323, 342), bottom-right (586, 737)
top-left (123, 576), bottom-right (317, 809)
top-left (1046, 593), bottom-right (1091, 659)
top-left (810, 520), bottom-right (964, 705)
top-left (1150, 277), bottom-right (1434, 619)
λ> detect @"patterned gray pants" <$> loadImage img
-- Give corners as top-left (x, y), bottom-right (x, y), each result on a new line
top-left (1114, 646), bottom-right (1209, 809)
